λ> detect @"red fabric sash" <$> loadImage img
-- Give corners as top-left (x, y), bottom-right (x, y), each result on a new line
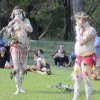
top-left (76, 54), bottom-right (96, 68)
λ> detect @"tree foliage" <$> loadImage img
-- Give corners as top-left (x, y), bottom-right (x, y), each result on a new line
top-left (0, 0), bottom-right (100, 40)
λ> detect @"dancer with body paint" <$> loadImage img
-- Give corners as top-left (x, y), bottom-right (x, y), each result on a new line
top-left (7, 6), bottom-right (33, 95)
top-left (72, 12), bottom-right (97, 100)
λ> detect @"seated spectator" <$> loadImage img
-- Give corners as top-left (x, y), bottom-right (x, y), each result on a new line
top-left (0, 47), bottom-right (7, 68)
top-left (38, 48), bottom-right (45, 58)
top-left (0, 34), bottom-right (11, 68)
top-left (38, 58), bottom-right (51, 75)
top-left (28, 52), bottom-right (51, 75)
top-left (53, 44), bottom-right (69, 67)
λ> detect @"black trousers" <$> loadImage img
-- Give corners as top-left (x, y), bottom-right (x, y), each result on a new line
top-left (54, 55), bottom-right (69, 66)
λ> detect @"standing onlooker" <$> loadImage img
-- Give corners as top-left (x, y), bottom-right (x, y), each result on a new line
top-left (72, 11), bottom-right (97, 100)
top-left (94, 36), bottom-right (100, 80)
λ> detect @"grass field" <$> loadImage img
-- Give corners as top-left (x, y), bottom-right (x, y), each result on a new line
top-left (0, 66), bottom-right (100, 100)
top-left (0, 41), bottom-right (100, 100)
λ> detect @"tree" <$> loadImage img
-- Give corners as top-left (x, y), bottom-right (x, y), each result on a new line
top-left (61, 0), bottom-right (85, 41)
top-left (71, 0), bottom-right (85, 41)
top-left (0, 0), bottom-right (9, 30)
top-left (0, 0), bottom-right (99, 40)
top-left (62, 0), bottom-right (71, 40)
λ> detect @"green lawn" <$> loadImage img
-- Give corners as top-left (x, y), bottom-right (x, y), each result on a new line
top-left (0, 67), bottom-right (100, 100)
top-left (0, 41), bottom-right (100, 100)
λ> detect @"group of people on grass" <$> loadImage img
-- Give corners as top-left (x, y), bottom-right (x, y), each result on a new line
top-left (0, 5), bottom-right (100, 100)
top-left (27, 48), bottom-right (51, 75)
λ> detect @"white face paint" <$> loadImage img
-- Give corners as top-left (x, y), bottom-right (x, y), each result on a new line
top-left (15, 13), bottom-right (23, 19)
top-left (13, 9), bottom-right (24, 20)
top-left (76, 18), bottom-right (85, 27)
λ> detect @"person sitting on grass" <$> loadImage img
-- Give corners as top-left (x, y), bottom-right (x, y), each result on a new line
top-left (0, 34), bottom-right (11, 69)
top-left (40, 58), bottom-right (51, 75)
top-left (0, 47), bottom-right (7, 68)
top-left (28, 52), bottom-right (51, 75)
top-left (37, 48), bottom-right (45, 58)
top-left (53, 44), bottom-right (69, 67)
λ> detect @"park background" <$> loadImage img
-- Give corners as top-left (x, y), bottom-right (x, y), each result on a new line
top-left (0, 0), bottom-right (100, 41)
top-left (0, 0), bottom-right (100, 100)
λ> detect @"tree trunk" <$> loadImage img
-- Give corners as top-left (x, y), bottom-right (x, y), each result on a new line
top-left (72, 0), bottom-right (85, 14)
top-left (62, 0), bottom-right (71, 41)
top-left (0, 0), bottom-right (9, 30)
top-left (71, 0), bottom-right (85, 41)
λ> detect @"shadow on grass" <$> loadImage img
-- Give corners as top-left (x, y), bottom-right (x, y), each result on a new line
top-left (26, 90), bottom-right (73, 95)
